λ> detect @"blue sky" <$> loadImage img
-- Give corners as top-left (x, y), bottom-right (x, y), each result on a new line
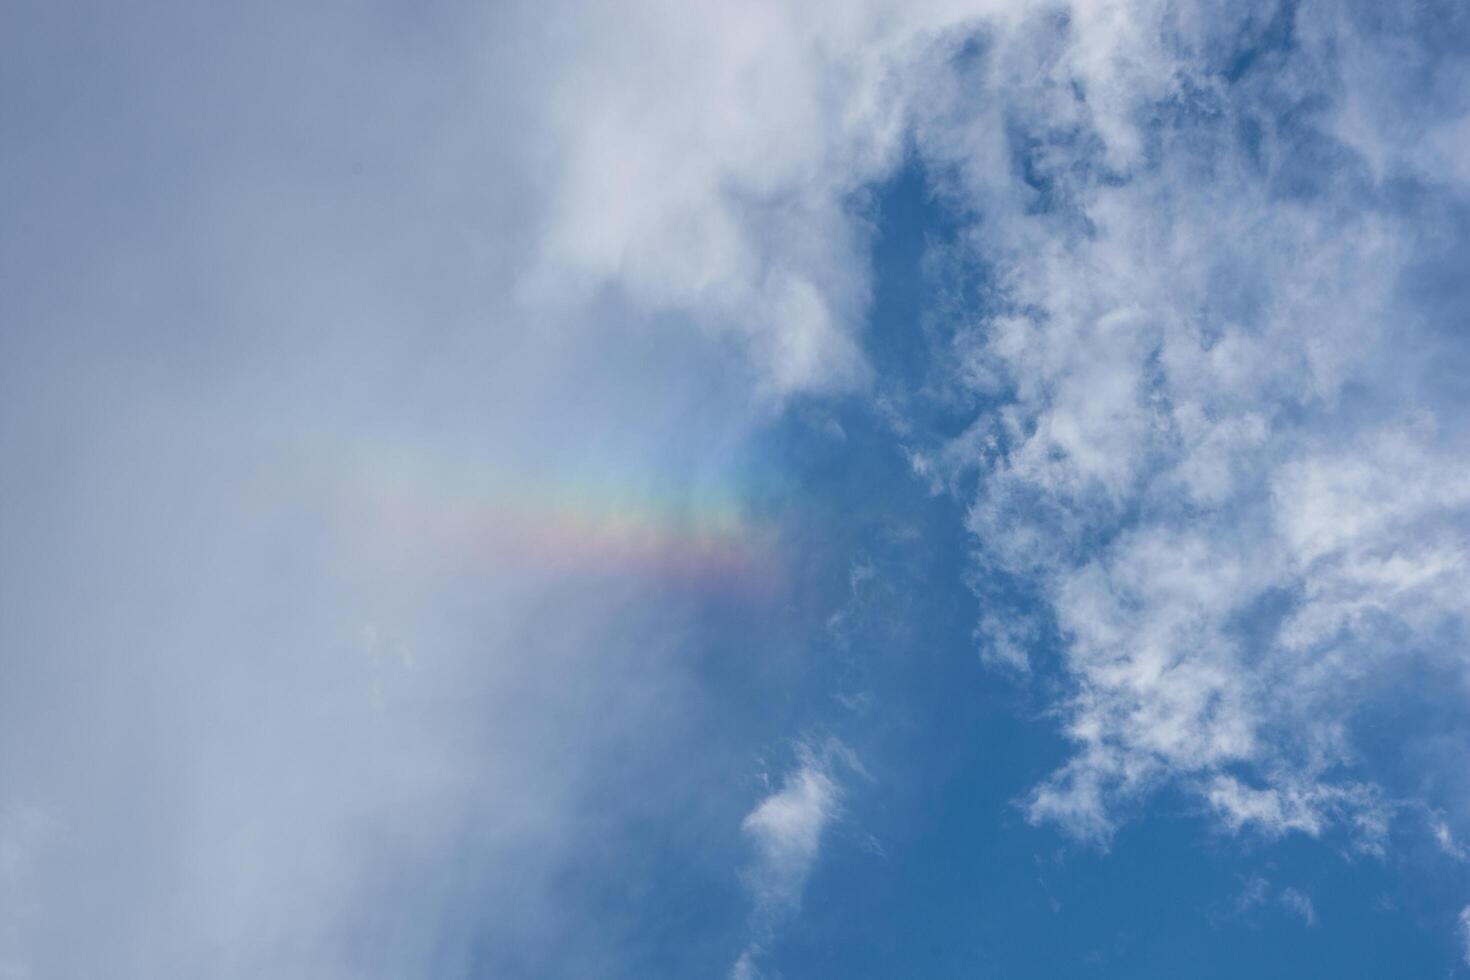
top-left (5, 1), bottom-right (1470, 977)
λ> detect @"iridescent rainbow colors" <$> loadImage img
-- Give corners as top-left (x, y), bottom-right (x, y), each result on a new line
top-left (339, 439), bottom-right (783, 599)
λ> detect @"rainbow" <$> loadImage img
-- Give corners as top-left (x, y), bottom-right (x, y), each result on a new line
top-left (329, 437), bottom-right (784, 599)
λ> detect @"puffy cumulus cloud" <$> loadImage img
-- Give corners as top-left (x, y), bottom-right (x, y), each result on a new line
top-left (896, 0), bottom-right (1470, 846)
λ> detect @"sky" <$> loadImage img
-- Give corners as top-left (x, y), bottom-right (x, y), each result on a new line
top-left (4, 1), bottom-right (1470, 977)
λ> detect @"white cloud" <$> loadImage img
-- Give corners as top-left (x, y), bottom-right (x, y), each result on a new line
top-left (885, 0), bottom-right (1470, 851)
top-left (1460, 906), bottom-right (1470, 967)
top-left (523, 0), bottom-right (999, 399)
top-left (1431, 817), bottom-right (1468, 861)
top-left (1217, 875), bottom-right (1316, 928)
top-left (3, 1), bottom-right (939, 974)
top-left (732, 741), bottom-right (854, 978)
top-left (8, 0), bottom-right (1470, 974)
top-left (729, 950), bottom-right (765, 980)
top-left (742, 761), bottom-right (840, 912)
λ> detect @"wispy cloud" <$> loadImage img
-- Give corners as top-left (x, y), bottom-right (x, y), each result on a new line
top-left (885, 1), bottom-right (1470, 858)
top-left (1279, 887), bottom-right (1317, 927)
top-left (1213, 875), bottom-right (1317, 929)
top-left (742, 761), bottom-right (840, 913)
top-left (732, 740), bottom-right (858, 978)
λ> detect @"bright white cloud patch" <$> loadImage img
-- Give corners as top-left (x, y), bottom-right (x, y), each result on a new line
top-left (526, 0), bottom-right (984, 398)
top-left (741, 761), bottom-right (840, 911)
top-left (890, 0), bottom-right (1470, 852)
top-left (732, 743), bottom-right (850, 978)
